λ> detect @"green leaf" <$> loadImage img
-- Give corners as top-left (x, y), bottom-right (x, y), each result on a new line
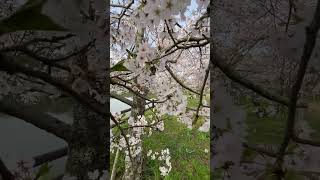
top-left (111, 60), bottom-right (130, 72)
top-left (0, 0), bottom-right (67, 35)
top-left (34, 163), bottom-right (52, 180)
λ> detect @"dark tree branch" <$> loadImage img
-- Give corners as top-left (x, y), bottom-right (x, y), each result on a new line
top-left (0, 39), bottom-right (96, 72)
top-left (292, 134), bottom-right (320, 147)
top-left (111, 92), bottom-right (133, 106)
top-left (165, 63), bottom-right (201, 95)
top-left (0, 53), bottom-right (108, 120)
top-left (275, 0), bottom-right (320, 178)
top-left (111, 78), bottom-right (168, 104)
top-left (33, 147), bottom-right (68, 167)
top-left (21, 34), bottom-right (75, 46)
top-left (193, 65), bottom-right (210, 125)
top-left (110, 114), bottom-right (133, 163)
top-left (0, 96), bottom-right (72, 141)
top-left (114, 0), bottom-right (134, 30)
top-left (210, 51), bottom-right (307, 108)
top-left (242, 142), bottom-right (278, 158)
top-left (285, 0), bottom-right (293, 32)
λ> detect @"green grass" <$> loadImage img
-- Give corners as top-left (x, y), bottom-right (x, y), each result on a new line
top-left (245, 112), bottom-right (286, 145)
top-left (110, 92), bottom-right (209, 179)
top-left (187, 95), bottom-right (200, 108)
top-left (188, 93), bottom-right (209, 106)
top-left (142, 115), bottom-right (209, 180)
top-left (235, 95), bottom-right (306, 179)
top-left (256, 164), bottom-right (305, 180)
top-left (237, 96), bottom-right (287, 146)
top-left (110, 114), bottom-right (209, 179)
top-left (303, 102), bottom-right (320, 140)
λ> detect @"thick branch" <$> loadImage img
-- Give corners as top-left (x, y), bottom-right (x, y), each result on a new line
top-left (111, 92), bottom-right (133, 106)
top-left (33, 147), bottom-right (68, 167)
top-left (0, 54), bottom-right (108, 120)
top-left (0, 96), bottom-right (72, 141)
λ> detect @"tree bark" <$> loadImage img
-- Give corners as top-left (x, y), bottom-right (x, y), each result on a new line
top-left (65, 102), bottom-right (108, 180)
top-left (122, 27), bottom-right (145, 180)
top-left (122, 94), bottom-right (145, 180)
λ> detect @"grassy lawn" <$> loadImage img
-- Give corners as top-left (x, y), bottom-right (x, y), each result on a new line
top-left (304, 102), bottom-right (320, 140)
top-left (110, 115), bottom-right (210, 179)
top-left (212, 95), bottom-right (305, 180)
top-left (142, 115), bottom-right (210, 180)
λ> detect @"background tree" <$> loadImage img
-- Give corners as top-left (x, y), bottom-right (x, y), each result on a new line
top-left (210, 0), bottom-right (320, 179)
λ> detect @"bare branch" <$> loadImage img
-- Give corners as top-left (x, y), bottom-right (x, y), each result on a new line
top-left (193, 65), bottom-right (210, 125)
top-left (165, 63), bottom-right (201, 95)
top-left (114, 0), bottom-right (134, 30)
top-left (111, 78), bottom-right (168, 104)
top-left (210, 50), bottom-right (307, 108)
top-left (111, 114), bottom-right (134, 163)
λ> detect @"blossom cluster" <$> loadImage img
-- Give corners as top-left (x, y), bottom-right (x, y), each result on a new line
top-left (147, 148), bottom-right (172, 176)
top-left (110, 114), bottom-right (166, 157)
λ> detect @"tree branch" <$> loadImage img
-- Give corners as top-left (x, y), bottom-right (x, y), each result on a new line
top-left (111, 92), bottom-right (133, 106)
top-left (33, 147), bottom-right (68, 167)
top-left (0, 96), bottom-right (72, 141)
top-left (292, 134), bottom-right (320, 146)
top-left (275, 0), bottom-right (320, 178)
top-left (242, 142), bottom-right (278, 158)
top-left (165, 63), bottom-right (200, 95)
top-left (193, 65), bottom-right (210, 125)
top-left (0, 53), bottom-right (108, 120)
top-left (210, 51), bottom-right (307, 108)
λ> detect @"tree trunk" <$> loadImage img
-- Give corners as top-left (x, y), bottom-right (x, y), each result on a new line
top-left (122, 27), bottom-right (146, 180)
top-left (65, 5), bottom-right (109, 176)
top-left (122, 94), bottom-right (145, 180)
top-left (65, 102), bottom-right (108, 180)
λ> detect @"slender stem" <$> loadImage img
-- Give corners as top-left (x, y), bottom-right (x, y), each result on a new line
top-left (111, 147), bottom-right (120, 180)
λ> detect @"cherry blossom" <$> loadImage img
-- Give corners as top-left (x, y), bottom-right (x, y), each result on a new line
top-left (111, 0), bottom-right (209, 178)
